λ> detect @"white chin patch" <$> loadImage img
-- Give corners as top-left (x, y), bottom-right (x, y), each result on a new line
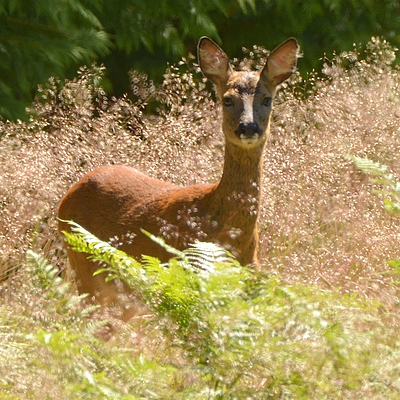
top-left (240, 134), bottom-right (260, 146)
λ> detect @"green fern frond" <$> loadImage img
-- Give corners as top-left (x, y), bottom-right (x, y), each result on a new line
top-left (83, 319), bottom-right (111, 336)
top-left (181, 241), bottom-right (238, 274)
top-left (140, 229), bottom-right (184, 259)
top-left (143, 228), bottom-right (238, 273)
top-left (348, 155), bottom-right (400, 215)
top-left (26, 249), bottom-right (96, 318)
top-left (61, 220), bottom-right (247, 334)
top-left (27, 250), bottom-right (70, 298)
top-left (348, 155), bottom-right (388, 177)
top-left (61, 220), bottom-right (143, 282)
top-left (62, 293), bottom-right (91, 311)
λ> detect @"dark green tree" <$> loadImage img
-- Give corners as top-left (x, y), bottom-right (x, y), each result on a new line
top-left (95, 0), bottom-right (256, 95)
top-left (0, 0), bottom-right (111, 120)
top-left (216, 0), bottom-right (400, 72)
top-left (1, 0), bottom-right (399, 121)
top-left (0, 0), bottom-right (255, 120)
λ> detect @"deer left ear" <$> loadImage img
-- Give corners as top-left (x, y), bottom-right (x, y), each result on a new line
top-left (261, 38), bottom-right (299, 87)
top-left (198, 37), bottom-right (233, 86)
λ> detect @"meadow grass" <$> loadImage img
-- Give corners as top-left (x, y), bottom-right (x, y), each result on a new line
top-left (1, 38), bottom-right (400, 398)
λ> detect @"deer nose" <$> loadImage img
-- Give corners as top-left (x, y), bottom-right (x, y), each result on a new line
top-left (235, 122), bottom-right (261, 138)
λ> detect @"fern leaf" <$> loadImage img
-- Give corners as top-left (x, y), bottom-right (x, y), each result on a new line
top-left (349, 155), bottom-right (400, 215)
top-left (348, 155), bottom-right (388, 177)
top-left (26, 250), bottom-right (71, 298)
top-left (181, 241), bottom-right (238, 274)
top-left (60, 220), bottom-right (249, 335)
top-left (141, 229), bottom-right (184, 258)
top-left (61, 220), bottom-right (142, 280)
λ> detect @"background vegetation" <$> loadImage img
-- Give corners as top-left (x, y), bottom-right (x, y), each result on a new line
top-left (1, 0), bottom-right (400, 120)
top-left (1, 33), bottom-right (400, 397)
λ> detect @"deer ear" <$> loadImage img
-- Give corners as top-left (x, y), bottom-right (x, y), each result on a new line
top-left (261, 38), bottom-right (299, 87)
top-left (198, 37), bottom-right (232, 86)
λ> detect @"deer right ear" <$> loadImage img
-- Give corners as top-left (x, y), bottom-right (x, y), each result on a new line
top-left (198, 37), bottom-right (232, 86)
top-left (261, 38), bottom-right (299, 87)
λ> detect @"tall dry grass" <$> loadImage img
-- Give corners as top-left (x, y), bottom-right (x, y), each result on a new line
top-left (262, 37), bottom-right (400, 305)
top-left (1, 37), bottom-right (400, 310)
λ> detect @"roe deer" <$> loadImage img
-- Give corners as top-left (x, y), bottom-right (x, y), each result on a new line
top-left (58, 36), bottom-right (299, 321)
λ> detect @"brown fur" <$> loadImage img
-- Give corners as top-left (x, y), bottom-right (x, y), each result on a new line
top-left (58, 37), bottom-right (299, 321)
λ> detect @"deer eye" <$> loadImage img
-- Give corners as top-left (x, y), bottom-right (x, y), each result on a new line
top-left (223, 97), bottom-right (234, 107)
top-left (262, 97), bottom-right (272, 107)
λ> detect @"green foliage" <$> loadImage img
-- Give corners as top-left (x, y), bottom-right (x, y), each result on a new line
top-left (350, 156), bottom-right (400, 284)
top-left (218, 0), bottom-right (400, 66)
top-left (0, 0), bottom-right (111, 120)
top-left (58, 221), bottom-right (400, 397)
top-left (0, 245), bottom-right (181, 398)
top-left (63, 221), bottom-right (243, 333)
top-left (2, 0), bottom-right (400, 120)
top-left (0, 0), bottom-right (254, 120)
top-left (27, 249), bottom-right (70, 298)
top-left (98, 0), bottom-right (251, 55)
top-left (349, 156), bottom-right (400, 215)
top-left (26, 249), bottom-right (95, 317)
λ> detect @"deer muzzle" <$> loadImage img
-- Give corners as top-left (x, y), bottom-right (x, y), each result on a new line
top-left (235, 122), bottom-right (262, 145)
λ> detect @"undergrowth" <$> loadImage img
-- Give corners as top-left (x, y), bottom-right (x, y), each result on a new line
top-left (1, 223), bottom-right (400, 398)
top-left (61, 222), bottom-right (400, 398)
top-left (1, 37), bottom-right (400, 397)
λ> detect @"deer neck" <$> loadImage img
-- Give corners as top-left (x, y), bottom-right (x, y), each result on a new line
top-left (211, 136), bottom-right (267, 218)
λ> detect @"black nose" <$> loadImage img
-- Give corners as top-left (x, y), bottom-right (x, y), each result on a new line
top-left (235, 122), bottom-right (261, 138)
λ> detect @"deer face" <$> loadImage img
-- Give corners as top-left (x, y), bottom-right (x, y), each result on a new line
top-left (198, 36), bottom-right (299, 149)
top-left (220, 70), bottom-right (274, 148)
